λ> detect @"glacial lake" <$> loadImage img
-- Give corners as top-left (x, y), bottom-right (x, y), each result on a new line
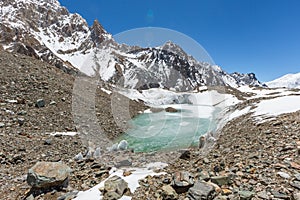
top-left (118, 104), bottom-right (219, 152)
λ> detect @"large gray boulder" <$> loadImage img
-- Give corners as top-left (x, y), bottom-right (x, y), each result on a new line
top-left (27, 162), bottom-right (71, 189)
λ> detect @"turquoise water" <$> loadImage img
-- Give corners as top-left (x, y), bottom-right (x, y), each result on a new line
top-left (118, 104), bottom-right (218, 152)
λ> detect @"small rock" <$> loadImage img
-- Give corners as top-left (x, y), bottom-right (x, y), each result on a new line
top-left (211, 175), bottom-right (231, 186)
top-left (57, 191), bottom-right (79, 200)
top-left (165, 107), bottom-right (178, 113)
top-left (0, 122), bottom-right (4, 128)
top-left (203, 157), bottom-right (209, 164)
top-left (290, 181), bottom-right (300, 190)
top-left (117, 140), bottom-right (128, 150)
top-left (238, 190), bottom-right (255, 200)
top-left (222, 188), bottom-right (232, 195)
top-left (277, 172), bottom-right (291, 179)
top-left (123, 170), bottom-right (132, 177)
top-left (179, 149), bottom-right (191, 160)
top-left (272, 191), bottom-right (290, 199)
top-left (103, 175), bottom-right (129, 199)
top-left (50, 101), bottom-right (57, 105)
top-left (74, 152), bottom-right (84, 162)
top-left (257, 190), bottom-right (269, 199)
top-left (27, 162), bottom-right (71, 189)
top-left (199, 136), bottom-right (205, 149)
top-left (198, 170), bottom-right (210, 181)
top-left (115, 159), bottom-right (132, 168)
top-left (25, 194), bottom-right (34, 200)
top-left (295, 173), bottom-right (300, 181)
top-left (172, 171), bottom-right (194, 193)
top-left (290, 162), bottom-right (300, 170)
top-left (93, 147), bottom-right (101, 159)
top-left (17, 110), bottom-right (27, 115)
top-left (44, 139), bottom-right (52, 145)
top-left (187, 181), bottom-right (215, 200)
top-left (161, 185), bottom-right (178, 200)
top-left (293, 192), bottom-right (300, 200)
top-left (95, 170), bottom-right (109, 177)
top-left (35, 99), bottom-right (45, 108)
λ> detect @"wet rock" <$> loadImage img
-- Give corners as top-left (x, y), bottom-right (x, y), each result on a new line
top-left (161, 185), bottom-right (178, 200)
top-left (26, 162), bottom-right (71, 189)
top-left (172, 171), bottom-right (194, 193)
top-left (35, 99), bottom-right (45, 108)
top-left (211, 175), bottom-right (231, 186)
top-left (102, 175), bottom-right (129, 200)
top-left (238, 190), bottom-right (255, 200)
top-left (165, 107), bottom-right (178, 113)
top-left (187, 181), bottom-right (215, 200)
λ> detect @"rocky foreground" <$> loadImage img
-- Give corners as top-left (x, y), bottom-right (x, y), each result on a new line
top-left (1, 50), bottom-right (300, 200)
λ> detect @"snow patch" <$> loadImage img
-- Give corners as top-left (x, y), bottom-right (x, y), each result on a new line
top-left (74, 163), bottom-right (167, 200)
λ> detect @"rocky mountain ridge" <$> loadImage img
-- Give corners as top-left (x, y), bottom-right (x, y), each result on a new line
top-left (0, 0), bottom-right (265, 91)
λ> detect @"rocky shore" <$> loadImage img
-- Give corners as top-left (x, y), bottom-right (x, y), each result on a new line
top-left (1, 50), bottom-right (300, 200)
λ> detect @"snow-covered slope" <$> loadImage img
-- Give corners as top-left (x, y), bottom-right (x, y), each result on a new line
top-left (0, 0), bottom-right (265, 90)
top-left (265, 72), bottom-right (300, 89)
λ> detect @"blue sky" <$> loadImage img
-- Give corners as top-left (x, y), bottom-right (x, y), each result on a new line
top-left (58, 0), bottom-right (300, 82)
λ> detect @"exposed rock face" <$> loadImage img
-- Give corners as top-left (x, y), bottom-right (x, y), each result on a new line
top-left (27, 162), bottom-right (71, 189)
top-left (230, 72), bottom-right (265, 87)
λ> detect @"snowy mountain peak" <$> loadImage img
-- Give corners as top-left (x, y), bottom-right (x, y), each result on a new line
top-left (266, 72), bottom-right (300, 89)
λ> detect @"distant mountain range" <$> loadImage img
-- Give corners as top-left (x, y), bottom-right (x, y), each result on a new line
top-left (265, 72), bottom-right (300, 89)
top-left (0, 0), bottom-right (267, 91)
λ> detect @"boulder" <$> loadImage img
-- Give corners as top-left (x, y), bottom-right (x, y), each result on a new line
top-left (161, 185), bottom-right (178, 200)
top-left (238, 190), bottom-right (255, 200)
top-left (187, 181), bottom-right (215, 200)
top-left (102, 175), bottom-right (129, 200)
top-left (172, 171), bottom-right (194, 193)
top-left (165, 107), bottom-right (178, 113)
top-left (211, 175), bottom-right (231, 186)
top-left (27, 162), bottom-right (71, 189)
top-left (35, 99), bottom-right (45, 108)
top-left (117, 140), bottom-right (128, 150)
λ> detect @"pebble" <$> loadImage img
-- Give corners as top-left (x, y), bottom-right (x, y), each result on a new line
top-left (35, 99), bottom-right (45, 108)
top-left (277, 172), bottom-right (291, 179)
